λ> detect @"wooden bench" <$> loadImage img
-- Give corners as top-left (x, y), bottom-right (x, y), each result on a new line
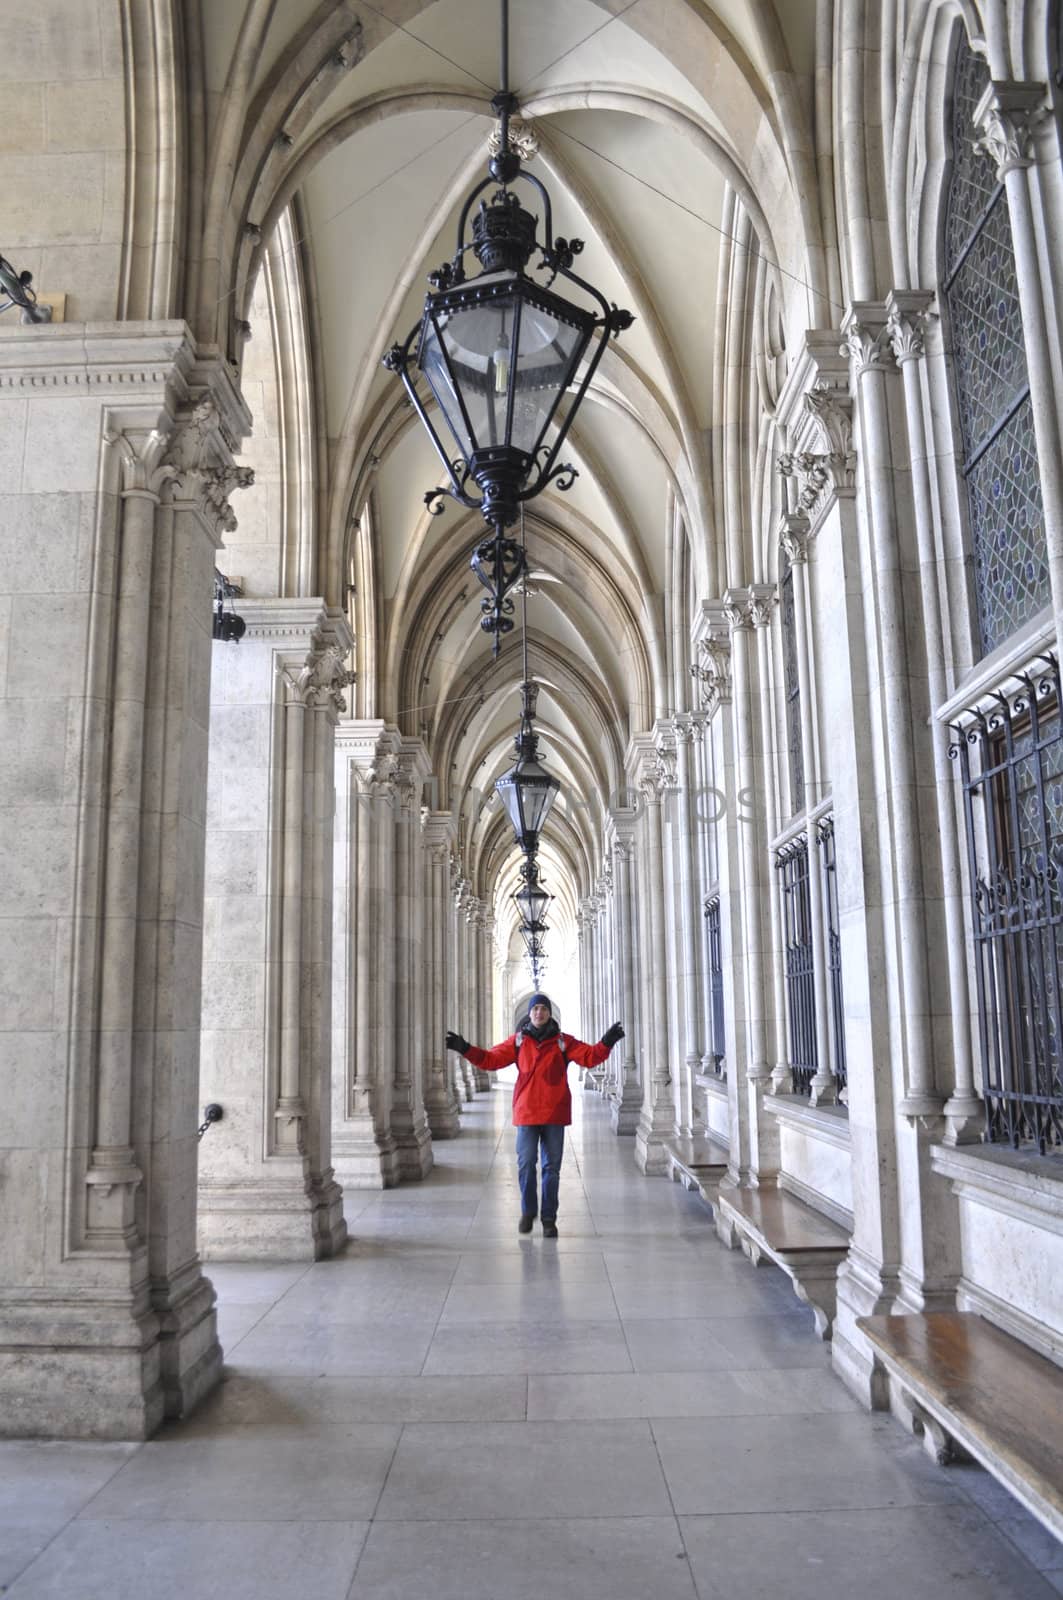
top-left (715, 1185), bottom-right (850, 1338)
top-left (663, 1135), bottom-right (729, 1206)
top-left (858, 1311), bottom-right (1063, 1541)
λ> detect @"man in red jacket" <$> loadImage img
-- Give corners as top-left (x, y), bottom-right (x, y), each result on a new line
top-left (447, 995), bottom-right (624, 1237)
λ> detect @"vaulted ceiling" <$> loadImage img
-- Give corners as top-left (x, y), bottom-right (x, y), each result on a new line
top-left (199, 0), bottom-right (825, 986)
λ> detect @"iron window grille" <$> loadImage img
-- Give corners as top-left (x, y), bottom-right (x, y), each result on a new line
top-left (949, 654), bottom-right (1063, 1155)
top-left (780, 554), bottom-right (804, 814)
top-left (816, 817), bottom-right (848, 1096)
top-left (943, 37), bottom-right (1049, 657)
top-left (704, 893), bottom-right (726, 1076)
top-left (776, 837), bottom-right (817, 1095)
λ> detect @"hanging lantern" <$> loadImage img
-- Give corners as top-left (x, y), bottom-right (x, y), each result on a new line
top-left (383, 5), bottom-right (633, 650)
top-left (495, 681), bottom-right (560, 853)
top-left (514, 858), bottom-right (552, 927)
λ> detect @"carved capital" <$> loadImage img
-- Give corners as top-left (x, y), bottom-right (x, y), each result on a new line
top-left (690, 622), bottom-right (732, 714)
top-left (723, 587), bottom-right (754, 632)
top-left (295, 632), bottom-right (355, 714)
top-left (749, 585), bottom-right (777, 630)
top-left (974, 80), bottom-right (1048, 178)
top-left (840, 305), bottom-right (895, 381)
top-left (885, 290), bottom-right (937, 366)
top-left (778, 512), bottom-right (811, 566)
top-left (163, 397), bottom-right (254, 536)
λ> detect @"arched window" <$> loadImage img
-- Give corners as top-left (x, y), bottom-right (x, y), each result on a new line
top-left (943, 38), bottom-right (1050, 657)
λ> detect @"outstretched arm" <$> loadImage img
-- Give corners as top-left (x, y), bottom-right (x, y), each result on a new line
top-left (446, 1031), bottom-right (518, 1072)
top-left (562, 1022), bottom-right (624, 1069)
top-left (466, 1035), bottom-right (519, 1072)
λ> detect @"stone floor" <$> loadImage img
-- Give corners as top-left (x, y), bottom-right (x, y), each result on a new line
top-left (3, 1084), bottom-right (1062, 1599)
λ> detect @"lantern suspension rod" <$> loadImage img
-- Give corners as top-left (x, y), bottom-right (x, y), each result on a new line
top-left (520, 503), bottom-right (529, 686)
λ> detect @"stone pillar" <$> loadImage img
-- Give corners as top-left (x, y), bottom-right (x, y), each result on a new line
top-left (422, 812), bottom-right (461, 1138)
top-left (0, 325), bottom-right (253, 1437)
top-left (452, 876), bottom-right (475, 1100)
top-left (721, 586), bottom-right (778, 1186)
top-left (388, 742), bottom-right (434, 1179)
top-left (607, 810), bottom-right (642, 1134)
top-left (332, 722), bottom-right (400, 1188)
top-left (885, 291), bottom-right (981, 1142)
top-left (973, 83), bottom-right (1063, 633)
top-left (674, 716), bottom-right (706, 1136)
top-left (690, 607), bottom-right (731, 1076)
top-left (199, 602), bottom-right (351, 1259)
top-left (634, 736), bottom-right (677, 1173)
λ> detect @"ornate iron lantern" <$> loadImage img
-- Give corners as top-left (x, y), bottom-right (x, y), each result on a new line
top-left (383, 3), bottom-right (633, 649)
top-left (496, 681), bottom-right (560, 854)
top-left (514, 857), bottom-right (552, 927)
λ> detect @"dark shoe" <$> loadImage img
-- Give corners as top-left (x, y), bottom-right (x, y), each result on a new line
top-left (518, 1214), bottom-right (534, 1234)
top-left (542, 1221), bottom-right (558, 1239)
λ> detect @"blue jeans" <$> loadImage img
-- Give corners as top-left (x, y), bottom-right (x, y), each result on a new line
top-left (516, 1124), bottom-right (565, 1222)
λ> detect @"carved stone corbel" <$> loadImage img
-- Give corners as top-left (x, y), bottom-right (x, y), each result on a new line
top-left (973, 80), bottom-right (1048, 179)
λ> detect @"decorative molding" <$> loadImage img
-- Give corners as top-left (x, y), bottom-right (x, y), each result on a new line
top-left (973, 80), bottom-right (1049, 179)
top-left (295, 633), bottom-right (355, 714)
top-left (489, 114), bottom-right (539, 162)
top-left (778, 378), bottom-right (856, 518)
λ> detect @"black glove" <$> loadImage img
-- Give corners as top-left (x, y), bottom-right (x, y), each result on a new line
top-left (600, 1022), bottom-right (625, 1050)
top-left (445, 1030), bottom-right (470, 1055)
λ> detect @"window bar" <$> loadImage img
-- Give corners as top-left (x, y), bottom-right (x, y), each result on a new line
top-left (949, 655), bottom-right (1063, 1154)
top-left (775, 837), bottom-right (817, 1095)
top-left (704, 893), bottom-right (725, 1076)
top-left (816, 817), bottom-right (848, 1096)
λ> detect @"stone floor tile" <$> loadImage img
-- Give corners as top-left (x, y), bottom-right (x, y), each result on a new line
top-left (374, 1420), bottom-right (672, 1521)
top-left (679, 1505), bottom-right (1057, 1600)
top-left (624, 1311), bottom-right (831, 1372)
top-left (609, 1273), bottom-right (797, 1319)
top-left (995, 1513), bottom-right (1063, 1572)
top-left (224, 1319), bottom-right (438, 1376)
top-left (438, 1279), bottom-right (620, 1324)
top-left (258, 1276), bottom-right (453, 1324)
top-left (172, 1374), bottom-right (527, 1430)
top-left (0, 1531), bottom-right (53, 1591)
top-left (5, 1520), bottom-right (369, 1600)
top-left (201, 1262), bottom-right (312, 1304)
top-left (449, 1250), bottom-right (611, 1284)
top-left (0, 1441), bottom-right (137, 1526)
top-left (653, 1412), bottom-right (968, 1514)
top-left (347, 1517), bottom-right (698, 1600)
top-left (527, 1367), bottom-right (861, 1421)
top-left (80, 1427), bottom-right (399, 1521)
top-left (423, 1318), bottom-right (633, 1375)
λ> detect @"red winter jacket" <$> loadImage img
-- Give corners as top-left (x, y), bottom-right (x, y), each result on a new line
top-left (465, 1028), bottom-right (610, 1125)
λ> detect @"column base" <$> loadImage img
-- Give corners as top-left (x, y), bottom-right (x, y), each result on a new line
top-left (473, 1069), bottom-right (492, 1092)
top-left (831, 1245), bottom-right (902, 1410)
top-left (394, 1118), bottom-right (434, 1181)
top-left (333, 1124), bottom-right (401, 1189)
top-left (198, 1169), bottom-right (348, 1261)
top-left (0, 1262), bottom-right (221, 1440)
top-left (425, 1082), bottom-right (461, 1139)
top-left (634, 1082), bottom-right (674, 1173)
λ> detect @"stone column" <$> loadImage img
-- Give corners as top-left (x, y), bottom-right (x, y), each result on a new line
top-left (452, 876), bottom-right (475, 1100)
top-left (690, 608), bottom-right (732, 1076)
top-left (722, 586), bottom-right (778, 1185)
top-left (634, 737), bottom-right (677, 1173)
top-left (973, 84), bottom-right (1063, 633)
top-left (607, 810), bottom-right (642, 1134)
top-left (332, 722), bottom-right (400, 1188)
top-left (467, 896), bottom-right (492, 1088)
top-left (422, 812), bottom-right (461, 1138)
top-left (885, 291), bottom-right (981, 1142)
top-left (388, 742), bottom-right (434, 1179)
top-left (199, 603), bottom-right (351, 1259)
top-left (0, 326), bottom-right (254, 1437)
top-left (674, 715), bottom-right (706, 1136)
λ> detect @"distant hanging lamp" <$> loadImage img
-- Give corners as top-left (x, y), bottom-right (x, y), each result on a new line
top-left (495, 516), bottom-right (560, 854)
top-left (383, 0), bottom-right (633, 652)
top-left (513, 856), bottom-right (552, 927)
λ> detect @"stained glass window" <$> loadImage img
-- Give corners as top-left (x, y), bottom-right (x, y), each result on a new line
top-left (944, 38), bottom-right (1050, 655)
